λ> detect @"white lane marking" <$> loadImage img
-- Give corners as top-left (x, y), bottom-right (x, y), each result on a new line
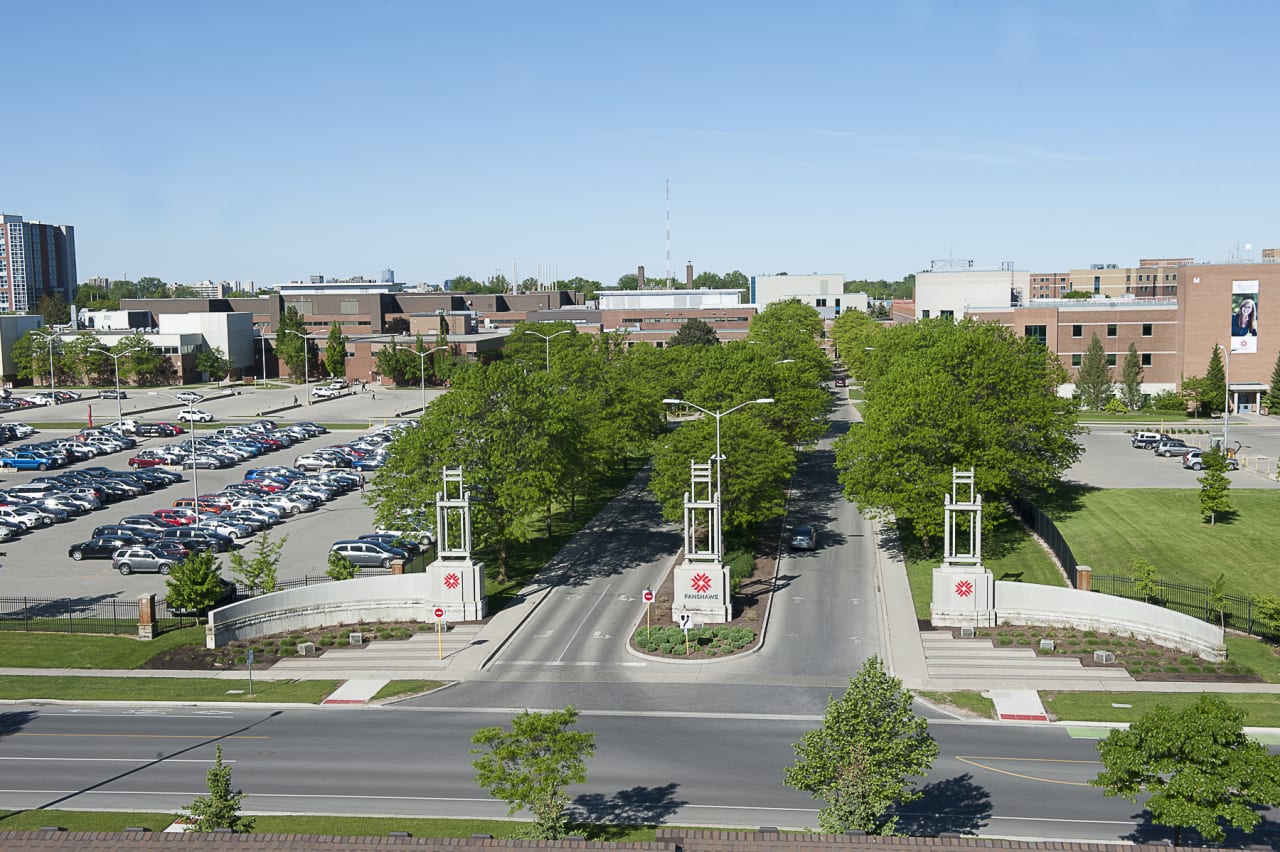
top-left (555, 583), bottom-right (612, 662)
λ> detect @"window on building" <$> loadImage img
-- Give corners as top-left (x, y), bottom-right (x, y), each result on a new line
top-left (939, 309), bottom-right (953, 319)
top-left (921, 309), bottom-right (930, 319)
top-left (1141, 353), bottom-right (1152, 367)
top-left (815, 298), bottom-right (827, 307)
top-left (340, 300), bottom-right (360, 315)
top-left (1072, 324), bottom-right (1082, 338)
top-left (1107, 323), bottom-right (1117, 337)
top-left (1071, 354), bottom-right (1082, 367)
top-left (1106, 354), bottom-right (1117, 367)
top-left (1093, 276), bottom-right (1100, 293)
top-left (292, 300), bottom-right (313, 315)
top-left (1142, 323), bottom-right (1152, 336)
top-left (1023, 325), bottom-right (1047, 346)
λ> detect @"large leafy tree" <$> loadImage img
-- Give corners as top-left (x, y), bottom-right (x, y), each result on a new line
top-left (324, 321), bottom-right (348, 378)
top-left (374, 336), bottom-right (415, 385)
top-left (37, 293), bottom-right (70, 325)
top-left (117, 332), bottom-right (170, 385)
top-left (1076, 333), bottom-right (1113, 410)
top-left (668, 317), bottom-right (719, 347)
top-left (471, 707), bottom-right (596, 840)
top-left (1092, 694), bottom-right (1280, 845)
top-left (834, 318), bottom-right (1082, 550)
top-left (165, 551), bottom-right (227, 614)
top-left (196, 345), bottom-right (231, 381)
top-left (1119, 342), bottom-right (1144, 410)
top-left (275, 305), bottom-right (310, 382)
top-left (829, 308), bottom-right (881, 374)
top-left (784, 656), bottom-right (938, 834)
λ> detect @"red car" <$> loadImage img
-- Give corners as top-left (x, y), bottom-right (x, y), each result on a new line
top-left (128, 454), bottom-right (167, 469)
top-left (156, 422), bottom-right (185, 434)
top-left (152, 507), bottom-right (197, 526)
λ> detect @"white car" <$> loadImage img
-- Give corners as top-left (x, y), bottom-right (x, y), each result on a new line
top-left (107, 419), bottom-right (139, 435)
top-left (26, 394), bottom-right (54, 406)
top-left (311, 386), bottom-right (342, 399)
top-left (180, 409), bottom-right (215, 423)
top-left (10, 423), bottom-right (36, 438)
top-left (375, 525), bottom-right (435, 545)
top-left (175, 391), bottom-right (204, 404)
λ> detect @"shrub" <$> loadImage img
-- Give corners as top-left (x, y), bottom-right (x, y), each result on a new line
top-left (279, 638), bottom-right (297, 648)
top-left (997, 636), bottom-right (1013, 646)
top-left (318, 636), bottom-right (335, 647)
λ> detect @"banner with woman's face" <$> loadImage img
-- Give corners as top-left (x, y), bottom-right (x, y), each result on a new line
top-left (1231, 280), bottom-right (1259, 354)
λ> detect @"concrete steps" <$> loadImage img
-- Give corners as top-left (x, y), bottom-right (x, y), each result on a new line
top-left (920, 630), bottom-right (1135, 690)
top-left (268, 625), bottom-right (484, 677)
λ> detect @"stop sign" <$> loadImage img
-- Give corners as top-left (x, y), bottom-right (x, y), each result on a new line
top-left (434, 607), bottom-right (445, 620)
top-left (642, 589), bottom-right (654, 603)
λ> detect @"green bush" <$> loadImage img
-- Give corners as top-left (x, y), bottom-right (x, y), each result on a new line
top-left (318, 636), bottom-right (335, 647)
top-left (997, 636), bottom-right (1013, 646)
top-left (279, 638), bottom-right (297, 648)
top-left (1151, 390), bottom-right (1187, 411)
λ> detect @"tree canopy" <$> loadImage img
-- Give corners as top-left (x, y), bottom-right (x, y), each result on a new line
top-left (1076, 333), bottom-right (1113, 410)
top-left (668, 317), bottom-right (719, 347)
top-left (275, 306), bottom-right (311, 381)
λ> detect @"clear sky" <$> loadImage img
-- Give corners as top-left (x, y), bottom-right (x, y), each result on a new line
top-left (7, 1), bottom-right (1279, 287)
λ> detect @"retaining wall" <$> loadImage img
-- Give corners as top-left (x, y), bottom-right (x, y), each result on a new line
top-left (994, 580), bottom-right (1227, 661)
top-left (205, 574), bottom-right (437, 648)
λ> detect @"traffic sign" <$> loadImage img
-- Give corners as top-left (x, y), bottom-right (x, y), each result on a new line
top-left (434, 607), bottom-right (445, 620)
top-left (245, 649), bottom-right (254, 666)
top-left (677, 612), bottom-right (692, 630)
top-left (642, 588), bottom-right (654, 604)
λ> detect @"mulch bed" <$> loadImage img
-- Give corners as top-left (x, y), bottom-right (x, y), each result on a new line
top-left (951, 624), bottom-right (1265, 682)
top-left (142, 621), bottom-right (433, 670)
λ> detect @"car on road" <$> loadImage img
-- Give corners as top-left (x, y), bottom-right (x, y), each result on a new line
top-left (1153, 439), bottom-right (1194, 457)
top-left (1182, 449), bottom-right (1240, 471)
top-left (790, 525), bottom-right (816, 550)
top-left (100, 389), bottom-right (128, 399)
top-left (112, 546), bottom-right (178, 575)
top-left (311, 386), bottom-right (342, 399)
top-left (1130, 431), bottom-right (1166, 450)
top-left (69, 535), bottom-right (150, 561)
top-left (175, 391), bottom-right (204, 404)
top-left (330, 539), bottom-right (406, 569)
top-left (180, 409), bottom-right (216, 423)
top-left (834, 377), bottom-right (847, 387)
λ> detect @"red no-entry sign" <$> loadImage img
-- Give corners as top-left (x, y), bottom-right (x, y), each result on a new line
top-left (642, 589), bottom-right (654, 603)
top-left (434, 607), bottom-right (445, 620)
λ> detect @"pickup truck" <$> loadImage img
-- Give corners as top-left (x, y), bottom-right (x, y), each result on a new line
top-left (0, 452), bottom-right (59, 471)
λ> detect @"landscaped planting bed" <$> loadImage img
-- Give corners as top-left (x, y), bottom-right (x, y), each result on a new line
top-left (633, 625), bottom-right (756, 658)
top-left (142, 621), bottom-right (436, 669)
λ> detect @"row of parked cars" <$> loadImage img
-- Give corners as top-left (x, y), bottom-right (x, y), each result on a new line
top-left (0, 424), bottom-right (141, 471)
top-left (0, 389), bottom-right (84, 412)
top-left (293, 427), bottom-right (397, 472)
top-left (1129, 431), bottom-right (1241, 471)
top-left (128, 420), bottom-right (327, 470)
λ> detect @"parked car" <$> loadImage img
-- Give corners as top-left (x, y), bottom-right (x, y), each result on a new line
top-left (1131, 431), bottom-right (1166, 450)
top-left (790, 525), bottom-right (816, 550)
top-left (112, 546), bottom-right (178, 575)
top-left (26, 394), bottom-right (55, 406)
top-left (70, 535), bottom-right (149, 561)
top-left (834, 377), bottom-right (847, 387)
top-left (330, 539), bottom-right (405, 569)
top-left (311, 386), bottom-right (342, 399)
top-left (100, 389), bottom-right (128, 399)
top-left (180, 409), bottom-right (216, 423)
top-left (0, 451), bottom-right (59, 471)
top-left (175, 391), bottom-right (204, 404)
top-left (1182, 449), bottom-right (1240, 471)
top-left (1153, 439), bottom-right (1194, 457)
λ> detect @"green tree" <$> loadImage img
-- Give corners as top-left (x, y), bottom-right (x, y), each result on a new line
top-left (228, 531), bottom-right (286, 593)
top-left (115, 332), bottom-right (170, 385)
top-left (1120, 342), bottom-right (1144, 410)
top-left (373, 336), bottom-right (415, 385)
top-left (471, 707), bottom-right (596, 840)
top-left (616, 273), bottom-right (641, 290)
top-left (1266, 350), bottom-right (1280, 413)
top-left (1202, 344), bottom-right (1227, 416)
top-left (1092, 694), bottom-right (1280, 845)
top-left (1256, 594), bottom-right (1280, 637)
top-left (668, 317), bottom-right (719, 347)
top-left (1131, 557), bottom-right (1159, 603)
top-left (1198, 447), bottom-right (1232, 526)
top-left (834, 319), bottom-right (1082, 551)
top-left (275, 305), bottom-right (310, 382)
top-left (784, 656), bottom-right (938, 835)
top-left (324, 321), bottom-right (348, 379)
top-left (325, 549), bottom-right (359, 580)
top-left (164, 551), bottom-right (226, 614)
top-left (135, 276), bottom-right (169, 298)
top-left (179, 744), bottom-right (252, 833)
top-left (10, 330), bottom-right (39, 382)
top-left (1076, 333), bottom-right (1113, 410)
top-left (195, 345), bottom-right (231, 381)
top-left (446, 274), bottom-right (481, 291)
top-left (73, 282), bottom-right (119, 310)
top-left (1207, 572), bottom-right (1228, 629)
top-left (37, 292), bottom-right (71, 325)
top-left (829, 308), bottom-right (881, 374)
top-left (171, 285), bottom-right (202, 298)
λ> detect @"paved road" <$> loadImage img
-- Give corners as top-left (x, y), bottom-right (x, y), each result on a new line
top-left (0, 702), bottom-right (1232, 843)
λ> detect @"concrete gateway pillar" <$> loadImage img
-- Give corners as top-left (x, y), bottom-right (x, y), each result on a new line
top-left (673, 459), bottom-right (731, 624)
top-left (930, 467), bottom-right (995, 628)
top-left (425, 466), bottom-right (486, 621)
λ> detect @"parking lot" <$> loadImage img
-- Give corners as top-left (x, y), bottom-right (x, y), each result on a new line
top-left (0, 386), bottom-right (431, 601)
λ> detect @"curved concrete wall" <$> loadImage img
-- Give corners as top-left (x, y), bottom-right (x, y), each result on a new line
top-left (205, 575), bottom-right (437, 648)
top-left (994, 581), bottom-right (1226, 661)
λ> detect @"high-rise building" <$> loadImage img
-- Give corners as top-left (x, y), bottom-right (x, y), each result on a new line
top-left (0, 213), bottom-right (77, 313)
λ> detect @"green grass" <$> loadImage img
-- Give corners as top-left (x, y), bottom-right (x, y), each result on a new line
top-left (1050, 489), bottom-right (1280, 599)
top-left (370, 680), bottom-right (443, 701)
top-left (916, 690), bottom-right (995, 719)
top-left (1042, 691), bottom-right (1280, 726)
top-left (0, 627), bottom-right (205, 669)
top-left (901, 515), bottom-right (1066, 620)
top-left (1225, 634), bottom-right (1280, 683)
top-left (1076, 411), bottom-right (1210, 425)
top-left (0, 676), bottom-right (338, 703)
top-left (0, 811), bottom-right (661, 840)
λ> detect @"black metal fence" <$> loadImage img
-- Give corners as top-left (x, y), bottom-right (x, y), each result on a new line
top-left (1011, 497), bottom-right (1077, 587)
top-left (0, 595), bottom-right (142, 635)
top-left (1091, 574), bottom-right (1266, 638)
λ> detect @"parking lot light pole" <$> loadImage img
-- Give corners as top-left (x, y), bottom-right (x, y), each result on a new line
top-left (661, 397), bottom-right (773, 557)
top-left (149, 391), bottom-right (203, 526)
top-left (522, 328), bottom-right (570, 372)
top-left (282, 328), bottom-right (310, 404)
top-left (32, 330), bottom-right (57, 400)
top-left (90, 346), bottom-right (140, 425)
top-left (413, 346), bottom-right (449, 413)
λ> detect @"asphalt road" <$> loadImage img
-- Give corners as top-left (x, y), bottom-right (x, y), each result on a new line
top-left (2, 702), bottom-right (1249, 843)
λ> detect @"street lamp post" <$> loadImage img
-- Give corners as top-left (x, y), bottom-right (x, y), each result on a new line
top-left (32, 330), bottom-right (57, 400)
top-left (281, 329), bottom-right (313, 404)
top-left (661, 397), bottom-right (774, 557)
top-left (522, 328), bottom-right (571, 371)
top-left (413, 346), bottom-right (449, 413)
top-left (149, 391), bottom-right (203, 527)
top-left (90, 346), bottom-right (140, 425)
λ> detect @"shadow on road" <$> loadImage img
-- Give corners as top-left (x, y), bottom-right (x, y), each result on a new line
top-left (893, 773), bottom-right (992, 836)
top-left (570, 782), bottom-right (687, 836)
top-left (0, 709), bottom-right (37, 737)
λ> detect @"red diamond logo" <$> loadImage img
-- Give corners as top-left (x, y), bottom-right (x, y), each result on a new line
top-left (444, 573), bottom-right (460, 590)
top-left (691, 572), bottom-right (712, 594)
top-left (955, 579), bottom-right (974, 598)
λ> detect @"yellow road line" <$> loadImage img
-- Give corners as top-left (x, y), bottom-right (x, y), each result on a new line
top-left (956, 755), bottom-right (1093, 787)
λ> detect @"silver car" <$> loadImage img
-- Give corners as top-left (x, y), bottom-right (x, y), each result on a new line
top-left (112, 546), bottom-right (177, 575)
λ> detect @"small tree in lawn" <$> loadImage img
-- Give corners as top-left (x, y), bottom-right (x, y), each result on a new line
top-left (1131, 557), bottom-right (1159, 603)
top-left (165, 550), bottom-right (225, 614)
top-left (229, 531), bottom-right (286, 593)
top-left (179, 744), bottom-right (252, 832)
top-left (471, 707), bottom-right (596, 840)
top-left (784, 655), bottom-right (938, 834)
top-left (1198, 447), bottom-right (1232, 526)
top-left (1076, 333), bottom-right (1113, 410)
top-left (1120, 342), bottom-right (1144, 410)
top-left (1092, 694), bottom-right (1280, 845)
top-left (1207, 572), bottom-right (1228, 629)
top-left (326, 549), bottom-right (359, 581)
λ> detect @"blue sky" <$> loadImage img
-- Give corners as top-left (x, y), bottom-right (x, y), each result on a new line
top-left (8, 1), bottom-right (1279, 287)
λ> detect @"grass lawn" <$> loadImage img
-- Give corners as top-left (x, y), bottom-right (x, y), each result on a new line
top-left (1042, 691), bottom-right (1280, 727)
top-left (916, 690), bottom-right (995, 719)
top-left (1049, 489), bottom-right (1280, 599)
top-left (0, 811), bottom-right (660, 841)
top-left (0, 627), bottom-right (205, 669)
top-left (1225, 634), bottom-right (1280, 683)
top-left (0, 676), bottom-right (338, 703)
top-left (901, 515), bottom-right (1066, 620)
top-left (370, 680), bottom-right (443, 701)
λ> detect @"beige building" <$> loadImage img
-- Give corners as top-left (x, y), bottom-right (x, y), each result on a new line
top-left (1067, 258), bottom-right (1189, 299)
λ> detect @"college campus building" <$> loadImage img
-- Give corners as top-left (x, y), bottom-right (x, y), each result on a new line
top-left (0, 213), bottom-right (77, 312)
